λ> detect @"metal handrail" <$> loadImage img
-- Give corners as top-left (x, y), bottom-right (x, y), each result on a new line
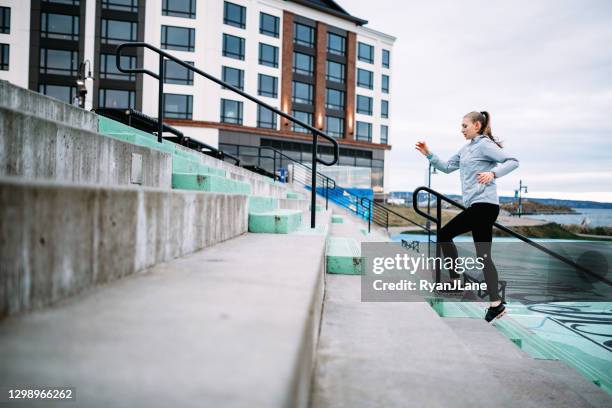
top-left (256, 146), bottom-right (336, 189)
top-left (115, 42), bottom-right (339, 228)
top-left (412, 186), bottom-right (611, 286)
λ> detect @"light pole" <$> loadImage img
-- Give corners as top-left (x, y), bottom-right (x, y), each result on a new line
top-left (76, 60), bottom-right (94, 109)
top-left (516, 180), bottom-right (528, 217)
top-left (426, 163), bottom-right (437, 245)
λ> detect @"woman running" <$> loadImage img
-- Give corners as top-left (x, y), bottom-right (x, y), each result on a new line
top-left (415, 111), bottom-right (519, 322)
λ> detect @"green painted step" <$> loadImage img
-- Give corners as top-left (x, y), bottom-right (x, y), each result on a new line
top-left (99, 116), bottom-right (226, 177)
top-left (287, 191), bottom-right (304, 200)
top-left (172, 173), bottom-right (251, 194)
top-left (310, 204), bottom-right (323, 212)
top-left (98, 117), bottom-right (176, 155)
top-left (248, 196), bottom-right (278, 213)
top-left (172, 156), bottom-right (226, 177)
top-left (331, 215), bottom-right (344, 224)
top-left (326, 237), bottom-right (364, 275)
top-left (248, 209), bottom-right (302, 234)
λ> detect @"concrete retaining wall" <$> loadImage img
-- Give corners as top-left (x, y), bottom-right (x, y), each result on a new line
top-left (0, 80), bottom-right (98, 132)
top-left (0, 108), bottom-right (173, 188)
top-left (0, 177), bottom-right (248, 318)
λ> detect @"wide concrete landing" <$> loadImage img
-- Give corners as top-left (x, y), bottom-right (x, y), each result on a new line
top-left (0, 232), bottom-right (327, 408)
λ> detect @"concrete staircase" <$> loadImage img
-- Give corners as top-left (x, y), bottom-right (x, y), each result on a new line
top-left (310, 212), bottom-right (611, 407)
top-left (0, 81), bottom-right (332, 407)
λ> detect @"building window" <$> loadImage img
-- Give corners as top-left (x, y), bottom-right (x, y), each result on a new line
top-left (164, 60), bottom-right (194, 85)
top-left (222, 33), bottom-right (245, 60)
top-left (356, 95), bottom-right (372, 115)
top-left (98, 89), bottom-right (135, 109)
top-left (257, 105), bottom-right (277, 129)
top-left (101, 19), bottom-right (137, 44)
top-left (326, 60), bottom-right (345, 83)
top-left (381, 100), bottom-right (389, 118)
top-left (100, 54), bottom-right (136, 80)
top-left (358, 42), bottom-right (374, 63)
top-left (161, 26), bottom-right (195, 52)
top-left (39, 48), bottom-right (78, 76)
top-left (162, 0), bottom-right (196, 19)
top-left (102, 0), bottom-right (138, 12)
top-left (326, 116), bottom-right (344, 138)
top-left (0, 7), bottom-right (10, 34)
top-left (327, 32), bottom-right (345, 56)
top-left (38, 84), bottom-right (75, 104)
top-left (292, 81), bottom-right (313, 105)
top-left (291, 110), bottom-right (312, 133)
top-left (294, 23), bottom-right (314, 47)
top-left (357, 68), bottom-right (373, 89)
top-left (293, 52), bottom-right (313, 76)
top-left (259, 43), bottom-right (278, 68)
top-left (0, 44), bottom-right (9, 71)
top-left (42, 0), bottom-right (80, 4)
top-left (356, 121), bottom-right (372, 142)
top-left (326, 88), bottom-right (344, 110)
top-left (380, 125), bottom-right (388, 144)
top-left (222, 66), bottom-right (244, 90)
top-left (382, 74), bottom-right (389, 93)
top-left (164, 93), bottom-right (192, 119)
top-left (258, 74), bottom-right (277, 98)
top-left (221, 99), bottom-right (243, 124)
top-left (259, 13), bottom-right (279, 38)
top-left (41, 13), bottom-right (79, 41)
top-left (382, 49), bottom-right (390, 68)
top-left (224, 1), bottom-right (246, 29)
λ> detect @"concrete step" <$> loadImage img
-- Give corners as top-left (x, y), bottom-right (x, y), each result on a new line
top-left (0, 80), bottom-right (98, 132)
top-left (172, 172), bottom-right (252, 195)
top-left (331, 215), bottom-right (344, 224)
top-left (0, 176), bottom-right (248, 319)
top-left (0, 230), bottom-right (329, 408)
top-left (0, 107), bottom-right (173, 188)
top-left (248, 209), bottom-right (303, 234)
top-left (443, 317), bottom-right (611, 407)
top-left (248, 195), bottom-right (278, 213)
top-left (325, 237), bottom-right (363, 275)
top-left (311, 276), bottom-right (519, 407)
top-left (287, 191), bottom-right (305, 200)
top-left (172, 156), bottom-right (226, 177)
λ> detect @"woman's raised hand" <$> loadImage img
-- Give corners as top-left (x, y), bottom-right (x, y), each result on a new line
top-left (415, 141), bottom-right (431, 157)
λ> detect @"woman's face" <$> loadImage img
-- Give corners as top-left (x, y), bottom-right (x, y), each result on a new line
top-left (461, 118), bottom-right (481, 139)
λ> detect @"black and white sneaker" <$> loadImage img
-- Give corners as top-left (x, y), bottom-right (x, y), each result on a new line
top-left (485, 303), bottom-right (507, 322)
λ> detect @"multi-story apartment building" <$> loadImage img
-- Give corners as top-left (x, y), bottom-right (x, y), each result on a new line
top-left (0, 0), bottom-right (394, 190)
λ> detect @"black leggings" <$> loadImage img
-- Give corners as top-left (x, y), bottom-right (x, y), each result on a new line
top-left (438, 203), bottom-right (501, 302)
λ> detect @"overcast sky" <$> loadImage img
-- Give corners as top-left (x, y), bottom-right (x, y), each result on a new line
top-left (344, 0), bottom-right (612, 202)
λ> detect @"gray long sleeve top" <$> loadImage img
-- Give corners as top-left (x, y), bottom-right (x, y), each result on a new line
top-left (427, 135), bottom-right (519, 207)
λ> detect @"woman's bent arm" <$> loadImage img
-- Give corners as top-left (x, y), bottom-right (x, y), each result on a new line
top-left (428, 152), bottom-right (460, 174)
top-left (481, 141), bottom-right (519, 177)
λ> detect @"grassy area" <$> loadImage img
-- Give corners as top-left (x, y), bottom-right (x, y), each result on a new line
top-left (383, 204), bottom-right (457, 227)
top-left (500, 201), bottom-right (575, 214)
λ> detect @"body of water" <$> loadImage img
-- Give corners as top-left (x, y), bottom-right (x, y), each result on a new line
top-left (524, 208), bottom-right (612, 227)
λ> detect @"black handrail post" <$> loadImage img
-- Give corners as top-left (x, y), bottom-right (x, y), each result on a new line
top-left (310, 131), bottom-right (318, 229)
top-left (325, 177), bottom-right (329, 210)
top-left (157, 54), bottom-right (164, 144)
top-left (435, 196), bottom-right (442, 284)
top-left (368, 198), bottom-right (372, 233)
top-left (386, 211), bottom-right (389, 231)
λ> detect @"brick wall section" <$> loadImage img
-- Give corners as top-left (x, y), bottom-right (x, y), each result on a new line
top-left (281, 11), bottom-right (295, 131)
top-left (344, 31), bottom-right (357, 140)
top-left (314, 22), bottom-right (327, 131)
